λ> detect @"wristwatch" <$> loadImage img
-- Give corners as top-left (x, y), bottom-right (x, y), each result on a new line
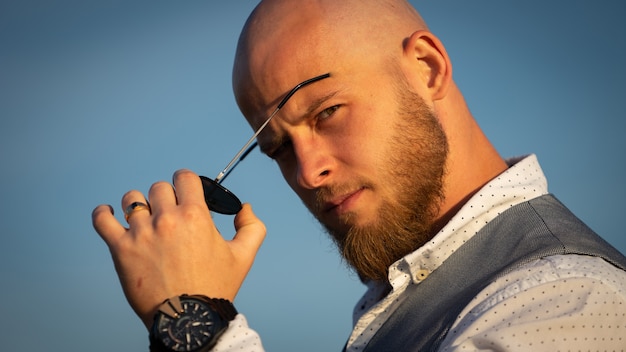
top-left (149, 294), bottom-right (238, 352)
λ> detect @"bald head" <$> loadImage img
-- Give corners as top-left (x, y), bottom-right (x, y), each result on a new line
top-left (232, 0), bottom-right (429, 120)
top-left (231, 0), bottom-right (507, 240)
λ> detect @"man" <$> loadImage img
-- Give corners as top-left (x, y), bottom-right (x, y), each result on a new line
top-left (92, 0), bottom-right (626, 351)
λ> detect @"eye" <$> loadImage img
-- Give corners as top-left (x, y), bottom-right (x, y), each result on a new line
top-left (266, 139), bottom-right (293, 161)
top-left (317, 105), bottom-right (340, 121)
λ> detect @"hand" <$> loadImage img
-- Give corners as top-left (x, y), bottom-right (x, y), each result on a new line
top-left (92, 169), bottom-right (266, 329)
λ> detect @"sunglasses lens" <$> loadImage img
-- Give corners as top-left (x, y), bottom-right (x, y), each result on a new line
top-left (199, 176), bottom-right (243, 215)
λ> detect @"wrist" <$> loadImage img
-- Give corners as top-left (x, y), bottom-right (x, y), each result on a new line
top-left (149, 294), bottom-right (237, 352)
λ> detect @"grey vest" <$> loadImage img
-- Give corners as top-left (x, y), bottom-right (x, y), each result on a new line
top-left (358, 194), bottom-right (626, 352)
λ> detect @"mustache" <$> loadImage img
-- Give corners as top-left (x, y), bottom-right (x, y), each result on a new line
top-left (311, 180), bottom-right (373, 213)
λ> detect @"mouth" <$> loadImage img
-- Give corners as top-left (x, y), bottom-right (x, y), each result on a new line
top-left (322, 187), bottom-right (366, 214)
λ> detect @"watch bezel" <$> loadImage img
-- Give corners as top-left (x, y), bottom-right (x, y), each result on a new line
top-left (150, 295), bottom-right (229, 352)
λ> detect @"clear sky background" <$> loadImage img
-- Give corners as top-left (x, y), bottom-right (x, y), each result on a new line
top-left (1, 1), bottom-right (624, 351)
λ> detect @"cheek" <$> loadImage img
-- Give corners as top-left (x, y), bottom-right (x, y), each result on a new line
top-left (340, 125), bottom-right (395, 178)
top-left (343, 101), bottom-right (396, 152)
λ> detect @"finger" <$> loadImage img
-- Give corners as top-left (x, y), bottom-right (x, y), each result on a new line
top-left (231, 203), bottom-right (266, 259)
top-left (92, 204), bottom-right (127, 246)
top-left (172, 169), bottom-right (205, 205)
top-left (147, 181), bottom-right (177, 215)
top-left (121, 190), bottom-right (151, 224)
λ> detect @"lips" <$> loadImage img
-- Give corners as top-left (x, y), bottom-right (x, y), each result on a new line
top-left (322, 187), bottom-right (365, 213)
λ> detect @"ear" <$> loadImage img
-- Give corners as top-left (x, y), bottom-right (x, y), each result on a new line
top-left (403, 30), bottom-right (452, 101)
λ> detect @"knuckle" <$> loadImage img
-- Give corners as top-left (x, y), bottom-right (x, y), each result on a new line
top-left (173, 169), bottom-right (199, 185)
top-left (149, 180), bottom-right (171, 193)
top-left (152, 211), bottom-right (177, 232)
top-left (121, 190), bottom-right (142, 204)
top-left (174, 168), bottom-right (195, 178)
top-left (180, 203), bottom-right (207, 222)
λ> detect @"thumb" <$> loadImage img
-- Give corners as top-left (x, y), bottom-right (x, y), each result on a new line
top-left (231, 203), bottom-right (266, 260)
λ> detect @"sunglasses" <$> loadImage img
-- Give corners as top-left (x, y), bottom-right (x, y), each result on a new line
top-left (199, 73), bottom-right (331, 214)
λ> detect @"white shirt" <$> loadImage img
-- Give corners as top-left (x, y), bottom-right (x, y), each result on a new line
top-left (214, 155), bottom-right (626, 351)
top-left (346, 155), bottom-right (626, 351)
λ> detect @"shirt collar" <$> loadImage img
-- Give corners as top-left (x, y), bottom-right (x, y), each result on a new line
top-left (386, 154), bottom-right (549, 288)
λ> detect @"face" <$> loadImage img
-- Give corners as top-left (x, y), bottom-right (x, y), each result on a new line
top-left (252, 70), bottom-right (448, 282)
top-left (235, 0), bottom-right (449, 282)
top-left (319, 78), bottom-right (448, 282)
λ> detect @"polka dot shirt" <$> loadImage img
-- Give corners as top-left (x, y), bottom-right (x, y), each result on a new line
top-left (345, 154), bottom-right (626, 351)
top-left (212, 314), bottom-right (264, 352)
top-left (439, 254), bottom-right (626, 351)
top-left (211, 155), bottom-right (626, 351)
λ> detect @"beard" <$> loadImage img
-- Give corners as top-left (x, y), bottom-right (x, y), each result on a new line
top-left (310, 85), bottom-right (448, 282)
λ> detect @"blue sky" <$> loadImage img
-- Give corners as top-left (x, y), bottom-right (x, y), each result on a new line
top-left (1, 1), bottom-right (624, 351)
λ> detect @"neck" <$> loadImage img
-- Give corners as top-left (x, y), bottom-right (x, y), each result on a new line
top-left (431, 86), bottom-right (508, 235)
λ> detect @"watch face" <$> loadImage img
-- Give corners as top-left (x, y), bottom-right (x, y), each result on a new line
top-left (154, 297), bottom-right (223, 352)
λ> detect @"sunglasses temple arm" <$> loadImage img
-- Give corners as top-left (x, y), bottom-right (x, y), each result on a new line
top-left (214, 106), bottom-right (280, 183)
top-left (214, 73), bottom-right (332, 184)
top-left (216, 142), bottom-right (258, 184)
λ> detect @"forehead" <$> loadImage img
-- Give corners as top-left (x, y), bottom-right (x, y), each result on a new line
top-left (235, 46), bottom-right (333, 127)
top-left (249, 72), bottom-right (333, 132)
top-left (233, 6), bottom-right (362, 124)
top-left (233, 12), bottom-right (400, 140)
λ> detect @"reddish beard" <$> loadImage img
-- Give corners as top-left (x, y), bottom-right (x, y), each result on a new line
top-left (309, 88), bottom-right (448, 282)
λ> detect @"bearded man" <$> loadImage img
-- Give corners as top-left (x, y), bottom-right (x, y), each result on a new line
top-left (93, 1), bottom-right (626, 351)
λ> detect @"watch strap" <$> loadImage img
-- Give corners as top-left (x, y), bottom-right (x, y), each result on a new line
top-left (191, 295), bottom-right (238, 321)
top-left (149, 294), bottom-right (237, 352)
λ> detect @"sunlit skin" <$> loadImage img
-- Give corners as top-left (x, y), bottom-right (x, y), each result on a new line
top-left (91, 0), bottom-right (508, 330)
top-left (255, 72), bottom-right (409, 233)
top-left (233, 0), bottom-right (508, 268)
top-left (234, 8), bottom-right (421, 232)
top-left (92, 171), bottom-right (266, 328)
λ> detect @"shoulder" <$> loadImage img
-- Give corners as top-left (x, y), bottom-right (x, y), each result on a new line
top-left (438, 254), bottom-right (626, 351)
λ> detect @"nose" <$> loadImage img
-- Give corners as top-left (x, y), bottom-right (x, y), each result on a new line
top-left (293, 139), bottom-right (332, 189)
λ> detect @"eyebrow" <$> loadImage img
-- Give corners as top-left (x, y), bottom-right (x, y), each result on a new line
top-left (305, 91), bottom-right (339, 116)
